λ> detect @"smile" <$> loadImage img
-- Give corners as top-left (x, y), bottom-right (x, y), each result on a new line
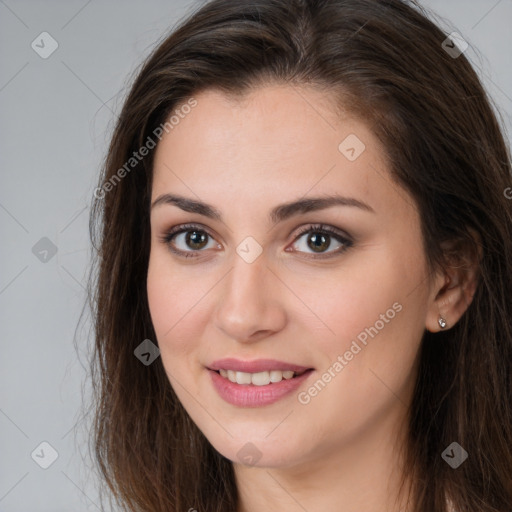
top-left (208, 367), bottom-right (314, 407)
top-left (215, 368), bottom-right (308, 386)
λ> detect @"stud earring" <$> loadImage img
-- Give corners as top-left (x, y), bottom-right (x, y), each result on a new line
top-left (438, 316), bottom-right (447, 329)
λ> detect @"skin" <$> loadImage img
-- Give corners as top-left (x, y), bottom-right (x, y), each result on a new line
top-left (147, 84), bottom-right (478, 512)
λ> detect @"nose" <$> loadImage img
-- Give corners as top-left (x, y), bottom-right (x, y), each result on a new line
top-left (213, 252), bottom-right (287, 343)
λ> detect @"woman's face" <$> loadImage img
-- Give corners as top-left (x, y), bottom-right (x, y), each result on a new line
top-left (147, 84), bottom-right (436, 468)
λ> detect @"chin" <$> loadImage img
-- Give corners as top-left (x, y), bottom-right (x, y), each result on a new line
top-left (200, 429), bottom-right (307, 469)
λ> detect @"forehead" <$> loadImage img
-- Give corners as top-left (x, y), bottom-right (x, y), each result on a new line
top-left (151, 85), bottom-right (411, 222)
top-left (159, 85), bottom-right (349, 163)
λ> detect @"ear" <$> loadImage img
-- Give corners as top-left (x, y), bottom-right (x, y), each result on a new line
top-left (425, 229), bottom-right (482, 333)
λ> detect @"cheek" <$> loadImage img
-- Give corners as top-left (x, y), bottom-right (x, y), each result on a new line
top-left (291, 250), bottom-right (403, 347)
top-left (305, 245), bottom-right (425, 375)
top-left (146, 251), bottom-right (205, 358)
top-left (290, 275), bottom-right (423, 444)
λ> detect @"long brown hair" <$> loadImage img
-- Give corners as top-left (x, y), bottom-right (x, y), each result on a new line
top-left (84, 0), bottom-right (512, 510)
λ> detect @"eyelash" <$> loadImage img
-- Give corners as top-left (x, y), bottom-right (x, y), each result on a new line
top-left (159, 222), bottom-right (353, 260)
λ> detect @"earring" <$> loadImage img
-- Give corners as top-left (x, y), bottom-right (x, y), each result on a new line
top-left (438, 316), bottom-right (447, 329)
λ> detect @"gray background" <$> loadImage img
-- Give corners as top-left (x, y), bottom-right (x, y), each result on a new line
top-left (1, 0), bottom-right (511, 510)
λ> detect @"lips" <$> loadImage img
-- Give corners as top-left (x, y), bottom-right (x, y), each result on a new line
top-left (206, 358), bottom-right (315, 406)
top-left (207, 358), bottom-right (312, 374)
top-left (208, 367), bottom-right (314, 407)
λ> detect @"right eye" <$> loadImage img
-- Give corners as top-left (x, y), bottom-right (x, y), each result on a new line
top-left (160, 223), bottom-right (220, 258)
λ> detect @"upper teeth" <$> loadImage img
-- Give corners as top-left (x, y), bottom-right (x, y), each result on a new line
top-left (219, 369), bottom-right (296, 386)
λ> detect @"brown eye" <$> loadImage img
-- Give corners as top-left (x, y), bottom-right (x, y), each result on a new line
top-left (306, 232), bottom-right (330, 253)
top-left (184, 230), bottom-right (209, 250)
top-left (160, 222), bottom-right (353, 260)
top-left (290, 224), bottom-right (353, 258)
top-left (161, 223), bottom-right (218, 258)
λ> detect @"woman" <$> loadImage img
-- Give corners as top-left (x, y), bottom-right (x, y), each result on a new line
top-left (87, 0), bottom-right (512, 510)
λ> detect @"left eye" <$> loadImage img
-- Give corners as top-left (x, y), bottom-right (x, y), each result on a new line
top-left (290, 225), bottom-right (351, 256)
top-left (160, 223), bottom-right (353, 259)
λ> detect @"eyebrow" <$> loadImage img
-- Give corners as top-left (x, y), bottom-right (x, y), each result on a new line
top-left (150, 192), bottom-right (375, 224)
